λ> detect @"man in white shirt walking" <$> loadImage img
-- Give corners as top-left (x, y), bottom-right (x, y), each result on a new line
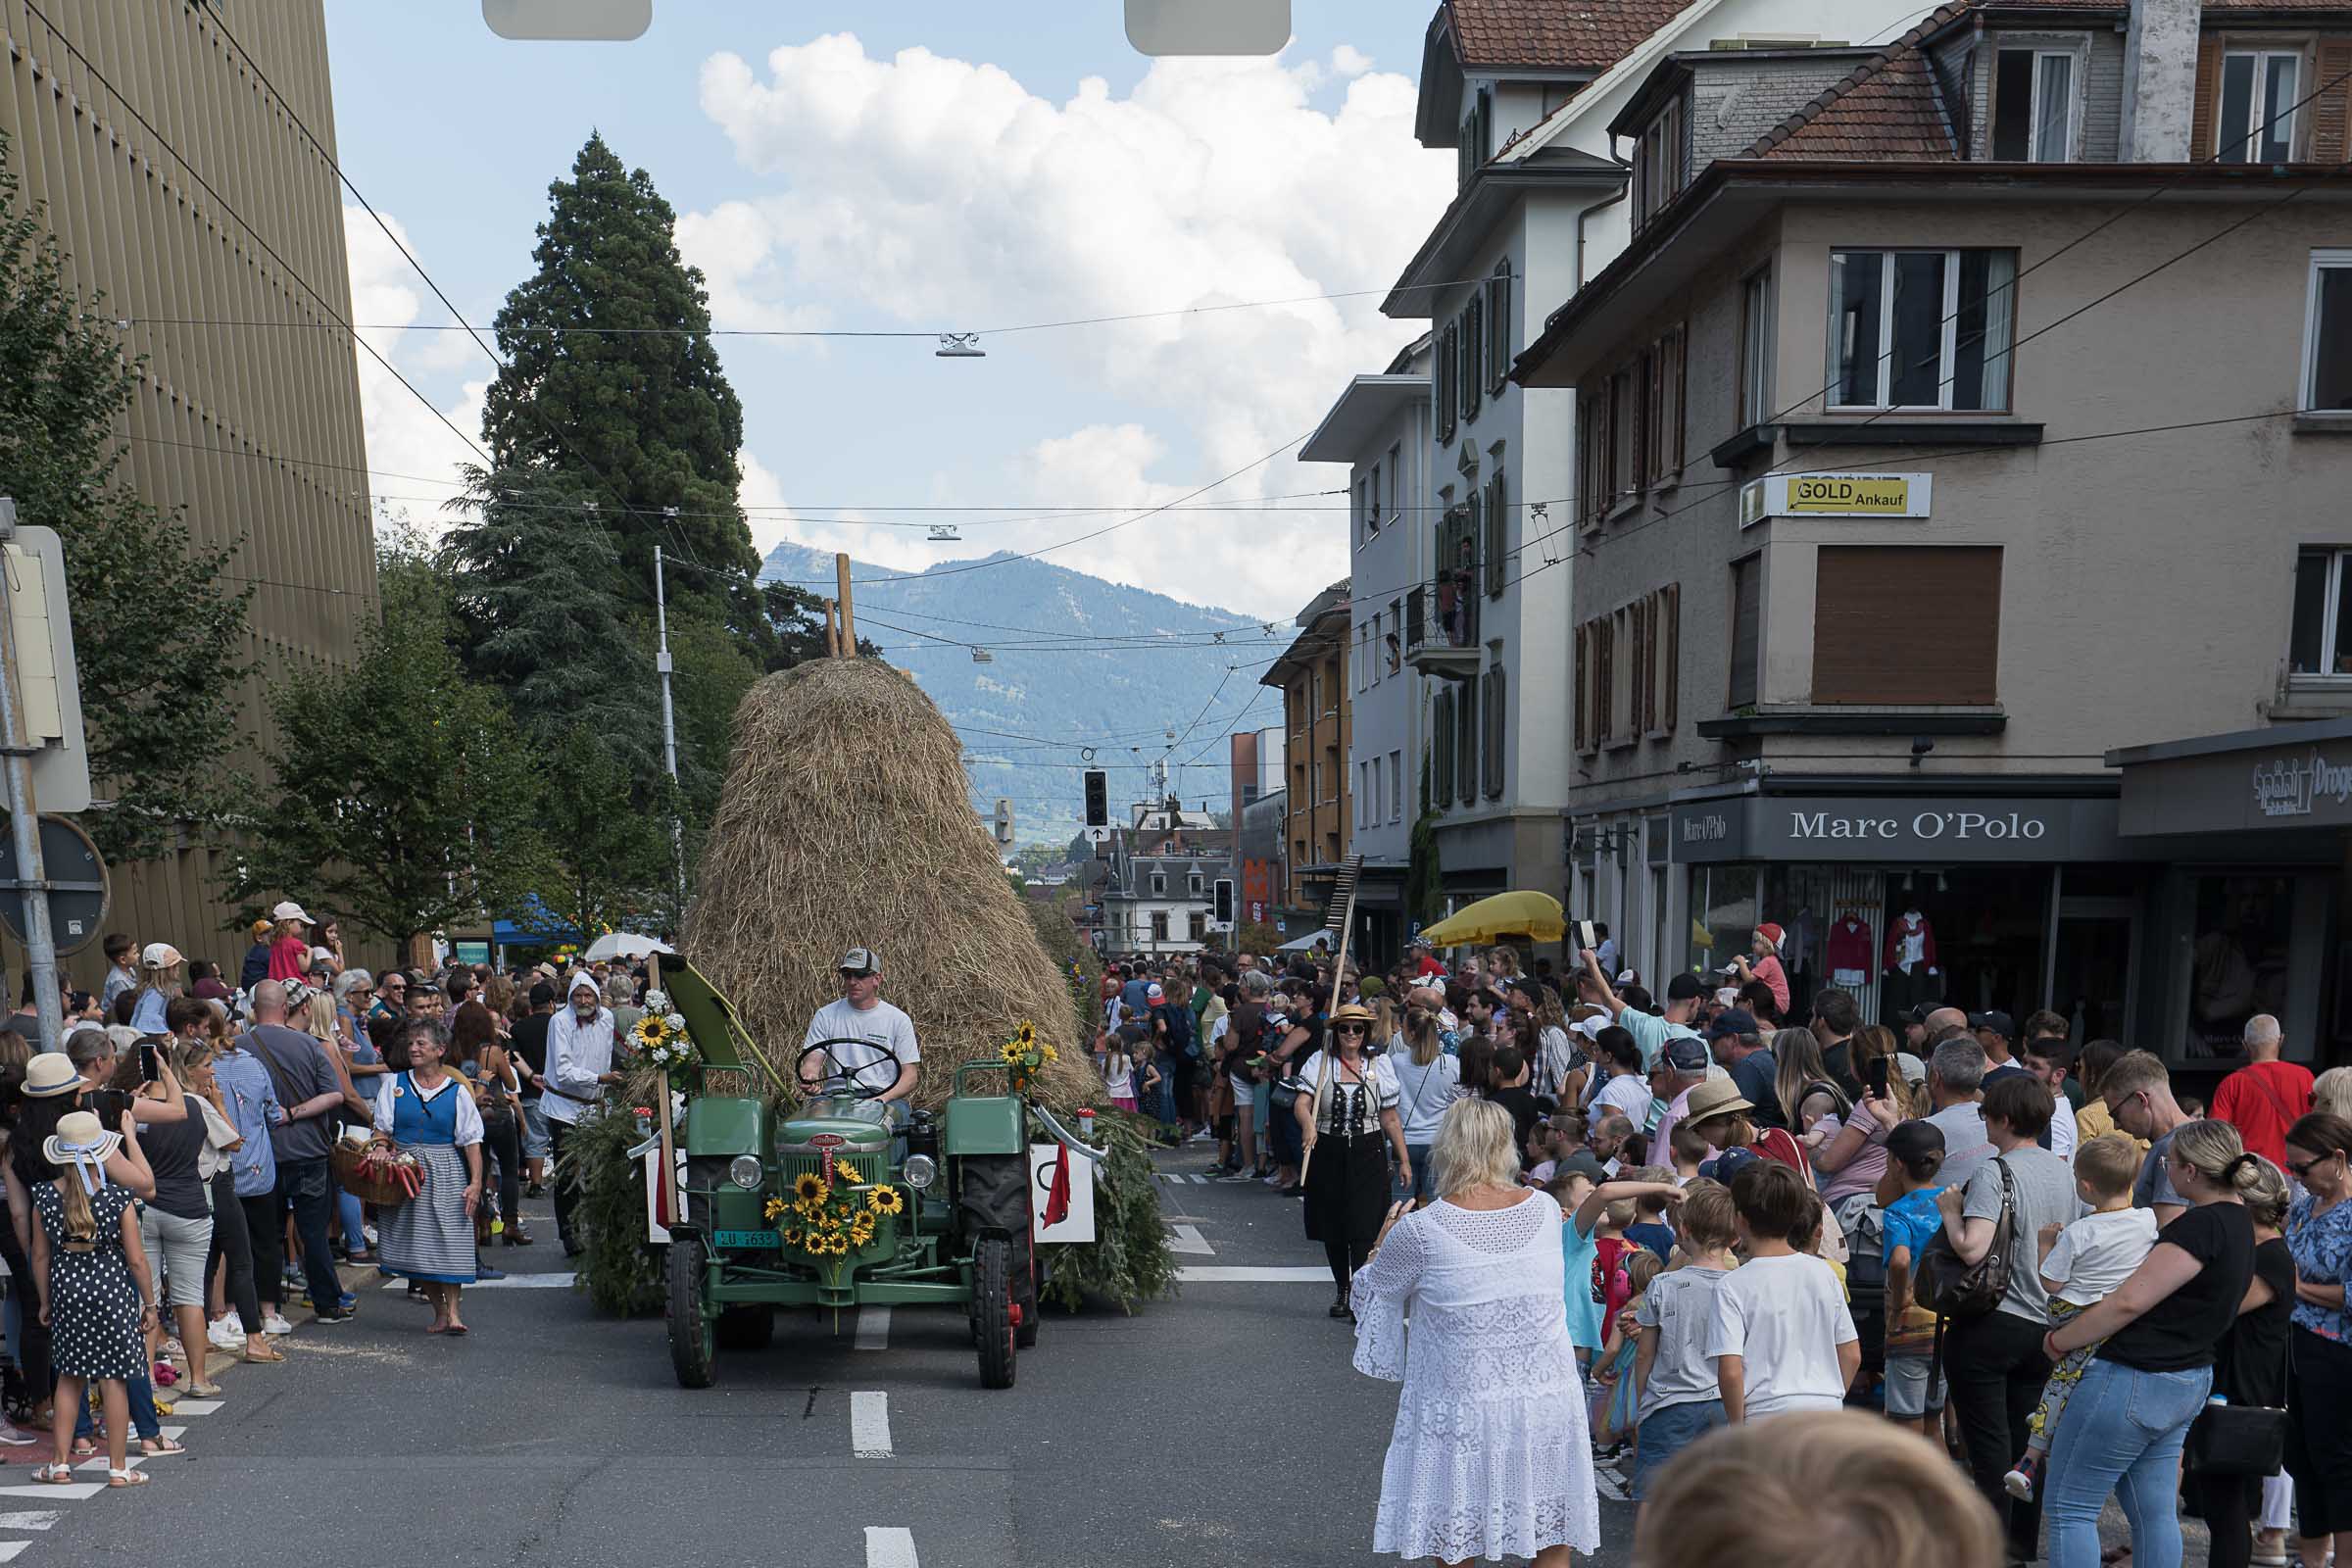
top-left (542, 970), bottom-right (620, 1257)
top-left (801, 948), bottom-right (920, 1106)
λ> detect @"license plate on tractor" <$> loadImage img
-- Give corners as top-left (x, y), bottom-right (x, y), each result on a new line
top-left (712, 1229), bottom-right (779, 1249)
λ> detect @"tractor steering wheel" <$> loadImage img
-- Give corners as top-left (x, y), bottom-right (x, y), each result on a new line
top-left (795, 1036), bottom-right (906, 1102)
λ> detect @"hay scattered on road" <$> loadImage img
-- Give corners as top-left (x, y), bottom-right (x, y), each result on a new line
top-left (682, 659), bottom-right (1098, 1113)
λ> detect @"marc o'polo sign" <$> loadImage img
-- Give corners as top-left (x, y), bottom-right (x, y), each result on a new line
top-left (1669, 796), bottom-right (2121, 861)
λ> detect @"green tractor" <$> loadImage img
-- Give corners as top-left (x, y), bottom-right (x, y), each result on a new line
top-left (657, 964), bottom-right (1087, 1390)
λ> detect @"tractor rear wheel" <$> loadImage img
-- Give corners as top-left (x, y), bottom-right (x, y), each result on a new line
top-left (715, 1304), bottom-right (774, 1349)
top-left (666, 1236), bottom-right (716, 1389)
top-left (974, 1236), bottom-right (1017, 1390)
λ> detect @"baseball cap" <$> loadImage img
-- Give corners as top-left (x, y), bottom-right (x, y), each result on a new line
top-left (1146, 982), bottom-right (1165, 1003)
top-left (1664, 971), bottom-right (1707, 1003)
top-left (1705, 1008), bottom-right (1760, 1042)
top-left (1969, 1009), bottom-right (2016, 1038)
top-left (140, 942), bottom-right (183, 970)
top-left (838, 948), bottom-right (880, 975)
top-left (1553, 1150), bottom-right (1608, 1185)
top-left (1660, 1035), bottom-right (1710, 1074)
top-left (270, 900), bottom-right (315, 925)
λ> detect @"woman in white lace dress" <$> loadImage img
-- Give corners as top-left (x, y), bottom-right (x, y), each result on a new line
top-left (1350, 1098), bottom-right (1601, 1566)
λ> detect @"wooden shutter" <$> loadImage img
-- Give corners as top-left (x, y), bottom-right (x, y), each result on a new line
top-left (1729, 556), bottom-right (1760, 710)
top-left (1438, 324), bottom-right (1457, 444)
top-left (1457, 680), bottom-right (1478, 806)
top-left (2314, 40), bottom-right (2352, 164)
top-left (1595, 617), bottom-right (1614, 741)
top-left (1574, 623), bottom-right (1590, 752)
top-left (1655, 587), bottom-right (1674, 738)
top-left (1463, 297), bottom-right (1483, 422)
top-left (1671, 325), bottom-right (1689, 471)
top-left (1812, 546), bottom-right (2003, 703)
top-left (1489, 267), bottom-right (1511, 395)
top-left (1485, 470), bottom-right (1507, 597)
top-left (1633, 597), bottom-right (1652, 733)
top-left (1484, 665), bottom-right (1506, 798)
top-left (2190, 34), bottom-right (2225, 161)
top-left (1433, 689), bottom-right (1453, 802)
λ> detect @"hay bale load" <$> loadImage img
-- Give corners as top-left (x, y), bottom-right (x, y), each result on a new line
top-left (683, 659), bottom-right (1100, 1115)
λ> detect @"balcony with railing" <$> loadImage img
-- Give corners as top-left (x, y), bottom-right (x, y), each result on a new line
top-left (1404, 572), bottom-right (1481, 679)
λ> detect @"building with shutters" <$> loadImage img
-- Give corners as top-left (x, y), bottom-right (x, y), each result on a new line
top-left (0, 0), bottom-right (378, 976)
top-left (1259, 584), bottom-right (1353, 918)
top-left (1384, 0), bottom-right (1930, 926)
top-left (1513, 0), bottom-right (2352, 1080)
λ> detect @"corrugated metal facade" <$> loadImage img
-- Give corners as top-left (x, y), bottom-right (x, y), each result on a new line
top-left (0, 1), bottom-right (381, 983)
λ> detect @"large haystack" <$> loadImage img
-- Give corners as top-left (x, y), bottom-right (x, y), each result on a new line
top-left (683, 659), bottom-right (1099, 1114)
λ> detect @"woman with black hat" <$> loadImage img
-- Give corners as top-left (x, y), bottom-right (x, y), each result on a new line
top-left (1295, 1003), bottom-right (1408, 1318)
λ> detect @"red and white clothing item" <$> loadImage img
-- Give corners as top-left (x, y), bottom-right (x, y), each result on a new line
top-left (1885, 911), bottom-right (1938, 975)
top-left (1824, 915), bottom-right (1874, 989)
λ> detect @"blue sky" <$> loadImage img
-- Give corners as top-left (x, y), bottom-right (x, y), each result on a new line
top-left (324, 2), bottom-right (1453, 619)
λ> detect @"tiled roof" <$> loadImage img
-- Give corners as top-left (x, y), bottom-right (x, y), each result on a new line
top-left (1446, 0), bottom-right (1694, 71)
top-left (2204, 0), bottom-right (2352, 8)
top-left (1743, 5), bottom-right (1965, 161)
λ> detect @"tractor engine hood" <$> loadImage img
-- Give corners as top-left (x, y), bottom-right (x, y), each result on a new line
top-left (776, 1107), bottom-right (893, 1152)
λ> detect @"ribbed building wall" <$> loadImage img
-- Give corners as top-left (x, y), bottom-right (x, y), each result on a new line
top-left (0, 0), bottom-right (382, 979)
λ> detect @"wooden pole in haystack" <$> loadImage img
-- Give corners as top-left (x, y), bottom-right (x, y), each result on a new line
top-left (823, 598), bottom-right (841, 659)
top-left (1298, 854), bottom-right (1364, 1186)
top-left (835, 553), bottom-right (857, 655)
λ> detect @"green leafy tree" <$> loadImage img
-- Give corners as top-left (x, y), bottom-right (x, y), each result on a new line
top-left (0, 136), bottom-right (251, 860)
top-left (481, 132), bottom-right (757, 615)
top-left (228, 545), bottom-right (545, 948)
top-left (535, 723), bottom-right (669, 943)
top-left (1406, 747), bottom-right (1443, 930)
top-left (440, 464), bottom-right (660, 772)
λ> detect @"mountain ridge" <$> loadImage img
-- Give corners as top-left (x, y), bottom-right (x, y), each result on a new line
top-left (760, 542), bottom-right (1280, 843)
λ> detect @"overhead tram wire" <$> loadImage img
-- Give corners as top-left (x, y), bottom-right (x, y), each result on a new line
top-left (186, 0), bottom-right (716, 576)
top-left (18, 0), bottom-right (495, 482)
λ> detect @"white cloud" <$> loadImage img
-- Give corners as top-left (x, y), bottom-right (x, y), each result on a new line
top-left (342, 206), bottom-right (486, 539)
top-left (738, 450), bottom-right (935, 574)
top-left (691, 34), bottom-right (1453, 618)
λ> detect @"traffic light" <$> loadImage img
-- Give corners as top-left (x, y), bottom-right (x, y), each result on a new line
top-left (1083, 769), bottom-right (1108, 828)
top-left (1212, 877), bottom-right (1235, 927)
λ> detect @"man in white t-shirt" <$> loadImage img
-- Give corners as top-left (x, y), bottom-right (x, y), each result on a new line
top-left (800, 948), bottom-right (920, 1104)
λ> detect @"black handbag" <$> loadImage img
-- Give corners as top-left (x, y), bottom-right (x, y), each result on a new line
top-left (2186, 1400), bottom-right (2287, 1477)
top-left (1915, 1156), bottom-right (2016, 1319)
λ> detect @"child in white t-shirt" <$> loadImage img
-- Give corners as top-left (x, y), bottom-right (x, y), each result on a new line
top-left (1706, 1163), bottom-right (1860, 1422)
top-left (2003, 1133), bottom-right (2160, 1501)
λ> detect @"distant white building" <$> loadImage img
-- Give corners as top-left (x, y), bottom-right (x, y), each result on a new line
top-left (1388, 0), bottom-right (1927, 914)
top-left (1303, 332), bottom-right (1433, 966)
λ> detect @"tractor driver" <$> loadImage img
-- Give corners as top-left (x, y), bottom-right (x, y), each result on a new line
top-left (799, 947), bottom-right (921, 1115)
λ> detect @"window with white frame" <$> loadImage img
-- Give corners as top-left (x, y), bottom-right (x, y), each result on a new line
top-left (1151, 871), bottom-right (1166, 895)
top-left (1828, 249), bottom-right (2018, 412)
top-left (1388, 751), bottom-right (1402, 824)
top-left (2290, 548), bottom-right (2352, 678)
top-left (2218, 50), bottom-right (2300, 164)
top-left (2303, 250), bottom-right (2352, 413)
top-left (1990, 46), bottom-right (2078, 161)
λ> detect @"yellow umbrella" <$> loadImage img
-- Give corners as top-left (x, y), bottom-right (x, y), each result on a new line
top-left (1419, 890), bottom-right (1566, 948)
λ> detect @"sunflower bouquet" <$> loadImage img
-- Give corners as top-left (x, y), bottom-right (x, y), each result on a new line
top-left (998, 1020), bottom-right (1058, 1096)
top-left (764, 1161), bottom-right (900, 1281)
top-left (632, 1007), bottom-right (697, 1075)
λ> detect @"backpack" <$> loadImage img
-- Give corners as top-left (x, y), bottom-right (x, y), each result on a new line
top-left (1912, 1155), bottom-right (2015, 1319)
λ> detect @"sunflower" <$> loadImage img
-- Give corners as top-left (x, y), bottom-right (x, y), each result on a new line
top-left (867, 1187), bottom-right (906, 1216)
top-left (762, 1196), bottom-right (786, 1222)
top-left (836, 1160), bottom-right (864, 1186)
top-left (1000, 1040), bottom-right (1023, 1061)
top-left (1015, 1020), bottom-right (1036, 1048)
top-left (793, 1172), bottom-right (825, 1201)
top-left (781, 1227), bottom-right (805, 1248)
top-left (818, 1213), bottom-right (843, 1233)
top-left (792, 1198), bottom-right (819, 1221)
top-left (823, 1234), bottom-right (851, 1256)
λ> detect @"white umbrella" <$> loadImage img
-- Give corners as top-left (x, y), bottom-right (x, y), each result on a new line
top-left (582, 931), bottom-right (675, 962)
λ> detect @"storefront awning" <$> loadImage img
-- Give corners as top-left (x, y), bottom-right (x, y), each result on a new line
top-left (2109, 718), bottom-right (2352, 837)
top-left (1665, 790), bottom-right (2123, 863)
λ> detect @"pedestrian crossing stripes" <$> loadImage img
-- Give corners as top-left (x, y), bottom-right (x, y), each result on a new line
top-left (1156, 1172), bottom-right (1208, 1184)
top-left (864, 1525), bottom-right (919, 1568)
top-left (851, 1392), bottom-right (893, 1458)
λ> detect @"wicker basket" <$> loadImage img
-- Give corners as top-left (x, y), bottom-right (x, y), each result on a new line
top-left (330, 1140), bottom-right (419, 1208)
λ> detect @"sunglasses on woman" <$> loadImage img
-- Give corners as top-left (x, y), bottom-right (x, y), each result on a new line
top-left (1334, 1023), bottom-right (1368, 1035)
top-left (2287, 1150), bottom-right (2341, 1181)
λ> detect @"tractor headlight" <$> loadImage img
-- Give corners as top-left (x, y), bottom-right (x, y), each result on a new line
top-left (728, 1154), bottom-right (763, 1190)
top-left (902, 1153), bottom-right (938, 1191)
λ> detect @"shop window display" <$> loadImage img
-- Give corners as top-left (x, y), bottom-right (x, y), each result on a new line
top-left (2183, 874), bottom-right (2293, 1059)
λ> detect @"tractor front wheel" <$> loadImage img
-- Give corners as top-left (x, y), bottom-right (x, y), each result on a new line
top-left (666, 1236), bottom-right (716, 1389)
top-left (974, 1235), bottom-right (1017, 1390)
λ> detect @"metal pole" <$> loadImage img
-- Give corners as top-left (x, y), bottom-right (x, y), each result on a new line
top-left (653, 545), bottom-right (685, 922)
top-left (0, 499), bottom-right (61, 1054)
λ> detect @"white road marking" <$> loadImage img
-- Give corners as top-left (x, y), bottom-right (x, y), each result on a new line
top-left (0, 1541), bottom-right (28, 1561)
top-left (0, 1487), bottom-right (101, 1502)
top-left (165, 1399), bottom-right (220, 1416)
top-left (855, 1306), bottom-right (891, 1350)
top-left (864, 1525), bottom-right (919, 1568)
top-left (467, 1271), bottom-right (577, 1290)
top-left (73, 1454), bottom-right (148, 1476)
top-left (1166, 1224), bottom-right (1213, 1256)
top-left (1176, 1265), bottom-right (1334, 1283)
top-left (1189, 1173), bottom-right (1208, 1184)
top-left (851, 1391), bottom-right (893, 1458)
top-left (0, 1513), bottom-right (60, 1531)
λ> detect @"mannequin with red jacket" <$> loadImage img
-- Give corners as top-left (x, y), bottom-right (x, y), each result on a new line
top-left (1883, 907), bottom-right (1940, 1016)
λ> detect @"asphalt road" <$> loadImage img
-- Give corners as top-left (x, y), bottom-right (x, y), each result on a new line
top-left (5, 1149), bottom-right (2182, 1567)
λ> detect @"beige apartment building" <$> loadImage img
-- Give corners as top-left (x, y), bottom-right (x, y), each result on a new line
top-left (0, 0), bottom-right (377, 970)
top-left (1261, 583), bottom-right (1353, 917)
top-left (1515, 0), bottom-right (2352, 1082)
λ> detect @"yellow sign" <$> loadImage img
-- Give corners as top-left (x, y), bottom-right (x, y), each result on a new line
top-left (1787, 475), bottom-right (1912, 513)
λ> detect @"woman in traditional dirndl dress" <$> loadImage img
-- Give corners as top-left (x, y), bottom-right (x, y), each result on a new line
top-left (370, 1018), bottom-right (484, 1335)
